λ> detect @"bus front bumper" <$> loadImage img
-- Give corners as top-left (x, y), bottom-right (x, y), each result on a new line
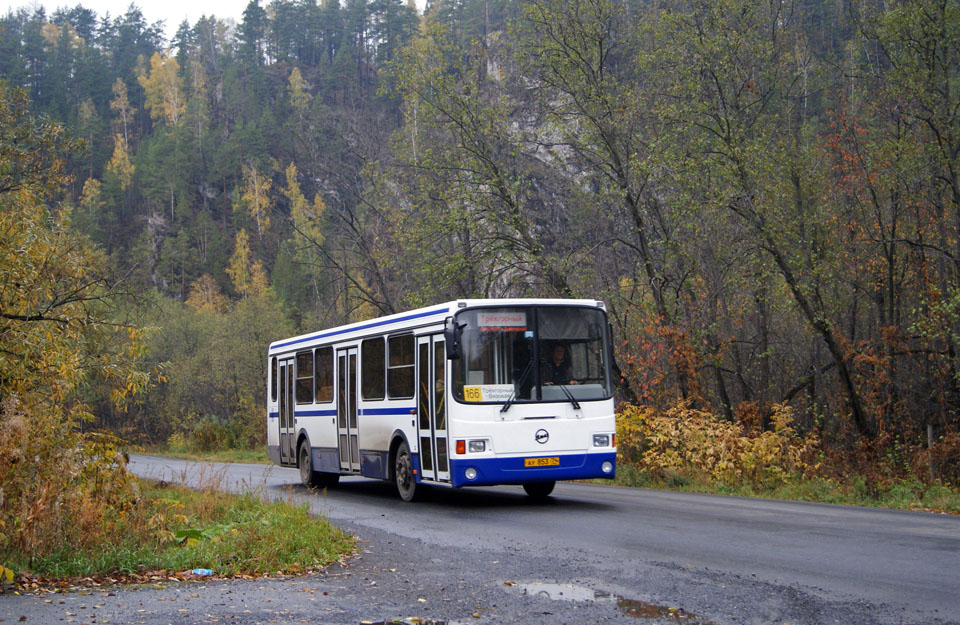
top-left (448, 452), bottom-right (616, 488)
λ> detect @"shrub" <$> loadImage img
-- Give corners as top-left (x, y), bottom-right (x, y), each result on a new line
top-left (0, 396), bottom-right (139, 563)
top-left (617, 401), bottom-right (821, 488)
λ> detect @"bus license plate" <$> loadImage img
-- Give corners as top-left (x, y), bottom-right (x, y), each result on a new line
top-left (524, 457), bottom-right (559, 467)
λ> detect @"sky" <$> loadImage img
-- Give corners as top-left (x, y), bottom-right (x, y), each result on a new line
top-left (3, 0), bottom-right (426, 41)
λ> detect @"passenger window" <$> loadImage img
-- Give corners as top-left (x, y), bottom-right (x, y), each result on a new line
top-left (271, 356), bottom-right (277, 401)
top-left (295, 350), bottom-right (313, 404)
top-left (315, 347), bottom-right (333, 403)
top-left (361, 337), bottom-right (385, 400)
top-left (388, 335), bottom-right (415, 399)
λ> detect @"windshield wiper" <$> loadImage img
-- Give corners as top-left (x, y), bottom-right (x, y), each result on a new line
top-left (556, 382), bottom-right (581, 410)
top-left (501, 358), bottom-right (535, 414)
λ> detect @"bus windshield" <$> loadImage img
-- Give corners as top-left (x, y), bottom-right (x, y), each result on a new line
top-left (452, 306), bottom-right (612, 404)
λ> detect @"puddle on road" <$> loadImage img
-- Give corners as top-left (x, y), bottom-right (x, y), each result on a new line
top-left (517, 582), bottom-right (712, 624)
top-left (521, 582), bottom-right (597, 601)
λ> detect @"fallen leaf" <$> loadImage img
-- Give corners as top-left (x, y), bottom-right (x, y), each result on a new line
top-left (417, 597), bottom-right (427, 603)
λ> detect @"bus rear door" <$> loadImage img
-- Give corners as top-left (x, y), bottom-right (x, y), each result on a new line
top-left (337, 347), bottom-right (360, 472)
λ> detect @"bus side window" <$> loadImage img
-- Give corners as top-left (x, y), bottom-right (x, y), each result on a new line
top-left (388, 334), bottom-right (414, 399)
top-left (361, 337), bottom-right (385, 400)
top-left (296, 350), bottom-right (313, 404)
top-left (271, 356), bottom-right (277, 401)
top-left (315, 346), bottom-right (333, 403)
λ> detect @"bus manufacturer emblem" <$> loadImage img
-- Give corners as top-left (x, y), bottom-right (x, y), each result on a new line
top-left (535, 429), bottom-right (549, 444)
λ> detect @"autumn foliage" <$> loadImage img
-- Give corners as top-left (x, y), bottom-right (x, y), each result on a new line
top-left (0, 83), bottom-right (148, 567)
top-left (618, 402), bottom-right (821, 489)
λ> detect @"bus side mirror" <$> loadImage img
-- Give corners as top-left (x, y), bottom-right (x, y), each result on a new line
top-left (444, 317), bottom-right (462, 360)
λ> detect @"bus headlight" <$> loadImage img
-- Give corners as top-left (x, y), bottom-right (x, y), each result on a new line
top-left (465, 467), bottom-right (478, 480)
top-left (593, 434), bottom-right (610, 447)
top-left (601, 461), bottom-right (613, 474)
top-left (468, 439), bottom-right (486, 453)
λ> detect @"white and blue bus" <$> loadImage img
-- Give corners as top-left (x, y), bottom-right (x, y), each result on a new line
top-left (267, 299), bottom-right (616, 500)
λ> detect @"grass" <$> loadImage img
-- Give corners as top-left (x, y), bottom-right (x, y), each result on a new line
top-left (141, 446), bottom-right (271, 464)
top-left (611, 463), bottom-right (960, 513)
top-left (5, 478), bottom-right (353, 580)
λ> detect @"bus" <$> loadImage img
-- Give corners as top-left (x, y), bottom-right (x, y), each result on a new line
top-left (267, 299), bottom-right (616, 501)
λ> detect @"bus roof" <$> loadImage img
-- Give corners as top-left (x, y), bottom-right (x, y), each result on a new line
top-left (267, 298), bottom-right (605, 354)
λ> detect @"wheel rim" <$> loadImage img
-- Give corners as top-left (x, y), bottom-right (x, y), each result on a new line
top-left (299, 446), bottom-right (310, 484)
top-left (396, 449), bottom-right (413, 495)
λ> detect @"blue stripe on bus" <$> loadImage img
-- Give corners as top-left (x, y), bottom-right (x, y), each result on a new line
top-left (359, 407), bottom-right (416, 416)
top-left (272, 408), bottom-right (414, 418)
top-left (271, 306), bottom-right (450, 351)
top-left (296, 409), bottom-right (337, 417)
top-left (448, 452), bottom-right (616, 488)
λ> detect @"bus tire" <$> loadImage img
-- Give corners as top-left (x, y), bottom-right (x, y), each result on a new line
top-left (299, 442), bottom-right (320, 488)
top-left (523, 481), bottom-right (556, 499)
top-left (394, 440), bottom-right (422, 502)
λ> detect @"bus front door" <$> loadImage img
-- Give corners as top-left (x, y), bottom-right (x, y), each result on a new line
top-left (278, 358), bottom-right (295, 465)
top-left (417, 336), bottom-right (449, 482)
top-left (337, 347), bottom-right (360, 472)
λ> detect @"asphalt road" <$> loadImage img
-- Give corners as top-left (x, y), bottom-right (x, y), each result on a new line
top-left (2, 454), bottom-right (958, 625)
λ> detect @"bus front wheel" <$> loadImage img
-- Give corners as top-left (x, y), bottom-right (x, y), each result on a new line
top-left (523, 481), bottom-right (556, 499)
top-left (394, 441), bottom-right (422, 502)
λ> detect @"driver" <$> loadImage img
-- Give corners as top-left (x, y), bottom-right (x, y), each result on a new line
top-left (544, 343), bottom-right (578, 385)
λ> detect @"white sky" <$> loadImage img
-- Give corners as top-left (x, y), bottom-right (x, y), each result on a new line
top-left (3, 0), bottom-right (426, 41)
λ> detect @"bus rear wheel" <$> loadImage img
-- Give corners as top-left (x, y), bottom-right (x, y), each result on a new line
top-left (394, 441), bottom-right (422, 502)
top-left (523, 481), bottom-right (556, 499)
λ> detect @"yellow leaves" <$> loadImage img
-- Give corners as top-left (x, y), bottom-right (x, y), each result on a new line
top-left (109, 77), bottom-right (136, 143)
top-left (1, 564), bottom-right (13, 583)
top-left (288, 67), bottom-right (310, 117)
top-left (80, 178), bottom-right (103, 214)
top-left (618, 401), bottom-right (820, 488)
top-left (237, 162), bottom-right (273, 237)
top-left (226, 229), bottom-right (269, 300)
top-left (137, 50), bottom-right (185, 127)
top-left (186, 274), bottom-right (228, 314)
top-left (106, 133), bottom-right (135, 191)
top-left (284, 162), bottom-right (325, 250)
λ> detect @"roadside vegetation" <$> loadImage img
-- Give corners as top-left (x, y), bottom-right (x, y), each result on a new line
top-left (151, 446), bottom-right (270, 464)
top-left (616, 403), bottom-right (960, 514)
top-left (2, 476), bottom-right (353, 585)
top-left (0, 85), bottom-right (350, 587)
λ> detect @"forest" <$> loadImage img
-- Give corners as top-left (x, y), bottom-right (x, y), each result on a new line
top-left (1, 0), bottom-right (959, 488)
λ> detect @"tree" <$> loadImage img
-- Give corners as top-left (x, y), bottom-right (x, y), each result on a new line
top-left (392, 21), bottom-right (576, 299)
top-left (186, 273), bottom-right (228, 313)
top-left (105, 132), bottom-right (135, 190)
top-left (226, 228), bottom-right (269, 299)
top-left (109, 77), bottom-right (136, 145)
top-left (238, 0), bottom-right (268, 65)
top-left (237, 161), bottom-right (273, 238)
top-left (0, 81), bottom-right (148, 558)
top-left (288, 66), bottom-right (310, 120)
top-left (282, 161), bottom-right (329, 306)
top-left (138, 50), bottom-right (186, 127)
